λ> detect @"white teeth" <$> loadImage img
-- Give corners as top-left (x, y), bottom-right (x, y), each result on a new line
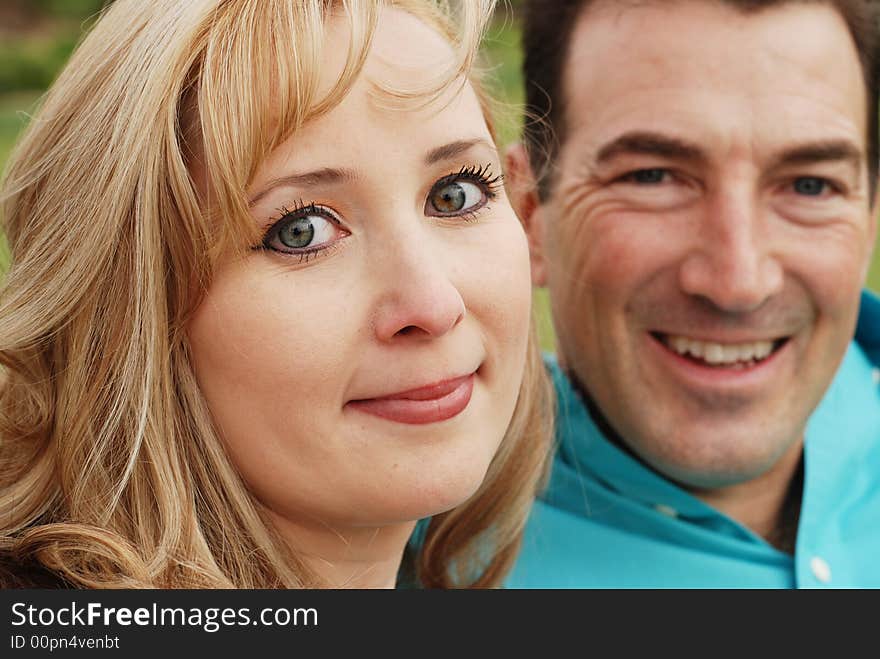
top-left (662, 335), bottom-right (777, 366)
top-left (754, 341), bottom-right (773, 360)
top-left (672, 336), bottom-right (689, 355)
top-left (704, 344), bottom-right (724, 364)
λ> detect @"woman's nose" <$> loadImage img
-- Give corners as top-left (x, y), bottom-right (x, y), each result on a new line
top-left (371, 242), bottom-right (466, 341)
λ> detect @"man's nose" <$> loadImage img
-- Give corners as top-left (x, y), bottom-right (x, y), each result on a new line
top-left (372, 237), bottom-right (466, 342)
top-left (678, 186), bottom-right (784, 313)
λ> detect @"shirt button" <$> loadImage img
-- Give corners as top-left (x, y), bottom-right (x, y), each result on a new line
top-left (653, 504), bottom-right (678, 518)
top-left (810, 557), bottom-right (832, 584)
top-left (873, 368), bottom-right (880, 385)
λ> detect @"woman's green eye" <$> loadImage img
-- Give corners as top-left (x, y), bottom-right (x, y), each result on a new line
top-left (432, 182), bottom-right (467, 213)
top-left (428, 179), bottom-right (485, 215)
top-left (259, 204), bottom-right (348, 257)
top-left (278, 216), bottom-right (316, 248)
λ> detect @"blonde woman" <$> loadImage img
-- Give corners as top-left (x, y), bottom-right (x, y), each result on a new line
top-left (0, 0), bottom-right (552, 588)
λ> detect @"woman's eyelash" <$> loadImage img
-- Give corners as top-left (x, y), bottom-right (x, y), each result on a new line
top-left (453, 164), bottom-right (504, 196)
top-left (270, 200), bottom-right (319, 225)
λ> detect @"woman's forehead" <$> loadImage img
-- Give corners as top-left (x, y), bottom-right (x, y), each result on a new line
top-left (318, 6), bottom-right (456, 100)
top-left (246, 9), bottom-right (487, 182)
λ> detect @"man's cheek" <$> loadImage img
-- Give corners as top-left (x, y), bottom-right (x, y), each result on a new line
top-left (806, 263), bottom-right (864, 323)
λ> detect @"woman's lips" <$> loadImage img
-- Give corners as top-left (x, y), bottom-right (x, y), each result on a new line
top-left (347, 374), bottom-right (475, 425)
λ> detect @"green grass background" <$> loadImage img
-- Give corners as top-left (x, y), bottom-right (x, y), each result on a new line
top-left (1, 9), bottom-right (878, 351)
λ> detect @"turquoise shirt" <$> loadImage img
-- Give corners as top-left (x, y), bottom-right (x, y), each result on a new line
top-left (506, 291), bottom-right (880, 588)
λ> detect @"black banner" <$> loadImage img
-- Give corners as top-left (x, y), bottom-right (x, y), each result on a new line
top-left (0, 588), bottom-right (863, 654)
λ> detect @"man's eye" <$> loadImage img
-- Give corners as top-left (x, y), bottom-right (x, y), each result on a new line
top-left (261, 205), bottom-right (346, 255)
top-left (427, 180), bottom-right (486, 215)
top-left (621, 168), bottom-right (669, 184)
top-left (792, 177), bottom-right (830, 196)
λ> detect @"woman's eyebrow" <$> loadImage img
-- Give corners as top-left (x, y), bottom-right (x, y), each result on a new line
top-left (248, 139), bottom-right (495, 207)
top-left (248, 167), bottom-right (358, 207)
top-left (424, 138), bottom-right (496, 166)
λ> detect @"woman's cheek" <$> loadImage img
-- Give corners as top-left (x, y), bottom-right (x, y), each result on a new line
top-left (465, 217), bottom-right (533, 361)
top-left (188, 262), bottom-right (359, 428)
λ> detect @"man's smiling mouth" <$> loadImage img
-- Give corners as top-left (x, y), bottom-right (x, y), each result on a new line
top-left (651, 332), bottom-right (790, 369)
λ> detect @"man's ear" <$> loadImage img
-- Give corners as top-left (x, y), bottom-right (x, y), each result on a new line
top-left (865, 180), bottom-right (880, 281)
top-left (505, 142), bottom-right (548, 286)
top-left (871, 179), bottom-right (879, 242)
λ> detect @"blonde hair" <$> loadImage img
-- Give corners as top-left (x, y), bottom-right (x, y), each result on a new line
top-left (0, 0), bottom-right (552, 588)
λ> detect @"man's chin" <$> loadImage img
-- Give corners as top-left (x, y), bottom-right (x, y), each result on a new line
top-left (628, 428), bottom-right (805, 491)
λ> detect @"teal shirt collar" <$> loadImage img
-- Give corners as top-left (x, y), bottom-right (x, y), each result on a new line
top-left (552, 365), bottom-right (718, 520)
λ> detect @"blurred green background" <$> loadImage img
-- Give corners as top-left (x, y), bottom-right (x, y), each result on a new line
top-left (1, 1), bottom-right (879, 351)
top-left (0, 1), bottom-right (106, 159)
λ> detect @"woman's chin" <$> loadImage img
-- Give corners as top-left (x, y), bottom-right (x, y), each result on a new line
top-left (356, 461), bottom-right (494, 527)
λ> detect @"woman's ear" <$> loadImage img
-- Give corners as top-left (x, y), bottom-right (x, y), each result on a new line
top-left (505, 142), bottom-right (548, 286)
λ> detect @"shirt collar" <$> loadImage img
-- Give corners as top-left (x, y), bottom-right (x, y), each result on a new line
top-left (549, 359), bottom-right (722, 520)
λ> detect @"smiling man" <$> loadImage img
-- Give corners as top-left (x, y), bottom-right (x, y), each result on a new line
top-left (506, 0), bottom-right (880, 586)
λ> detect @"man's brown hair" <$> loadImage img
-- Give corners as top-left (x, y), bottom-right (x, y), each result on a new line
top-left (521, 0), bottom-right (880, 200)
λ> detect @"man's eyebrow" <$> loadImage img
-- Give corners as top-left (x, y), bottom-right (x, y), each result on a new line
top-left (248, 167), bottom-right (358, 207)
top-left (595, 131), bottom-right (706, 166)
top-left (424, 138), bottom-right (496, 166)
top-left (769, 139), bottom-right (863, 170)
